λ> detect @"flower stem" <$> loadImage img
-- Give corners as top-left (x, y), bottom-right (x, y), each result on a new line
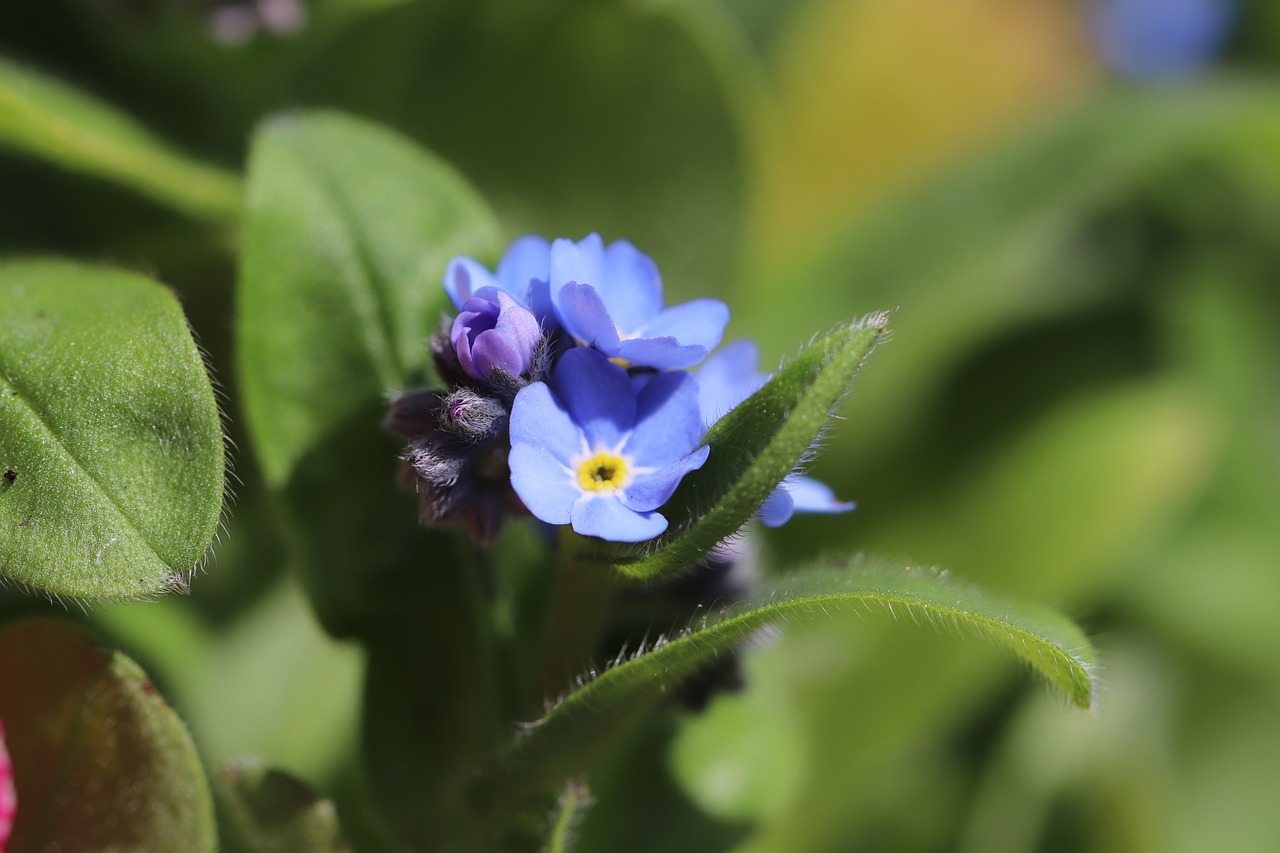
top-left (535, 532), bottom-right (616, 705)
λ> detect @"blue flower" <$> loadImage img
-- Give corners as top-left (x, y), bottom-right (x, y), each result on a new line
top-left (509, 347), bottom-right (710, 542)
top-left (444, 234), bottom-right (556, 327)
top-left (451, 292), bottom-right (542, 381)
top-left (696, 340), bottom-right (854, 527)
top-left (1089, 0), bottom-right (1235, 81)
top-left (549, 234), bottom-right (729, 369)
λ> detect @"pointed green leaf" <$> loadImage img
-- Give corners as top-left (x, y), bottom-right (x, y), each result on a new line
top-left (0, 57), bottom-right (241, 225)
top-left (475, 558), bottom-right (1095, 811)
top-left (0, 618), bottom-right (215, 852)
top-left (599, 314), bottom-right (889, 580)
top-left (214, 758), bottom-right (350, 853)
top-left (237, 109), bottom-right (501, 488)
top-left (0, 260), bottom-right (224, 600)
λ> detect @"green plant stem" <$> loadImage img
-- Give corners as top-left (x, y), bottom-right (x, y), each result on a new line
top-left (544, 781), bottom-right (591, 853)
top-left (0, 58), bottom-right (243, 227)
top-left (535, 533), bottom-right (617, 708)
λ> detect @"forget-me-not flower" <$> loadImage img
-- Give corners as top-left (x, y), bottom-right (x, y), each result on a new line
top-left (509, 347), bottom-right (710, 542)
top-left (697, 339), bottom-right (854, 527)
top-left (550, 234), bottom-right (729, 369)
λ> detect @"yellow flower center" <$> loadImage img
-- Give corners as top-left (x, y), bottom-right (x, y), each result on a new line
top-left (577, 450), bottom-right (630, 492)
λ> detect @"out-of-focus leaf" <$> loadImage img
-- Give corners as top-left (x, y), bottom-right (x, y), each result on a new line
top-left (237, 110), bottom-right (501, 634)
top-left (0, 618), bottom-right (215, 852)
top-left (175, 578), bottom-right (362, 781)
top-left (597, 314), bottom-right (888, 581)
top-left (0, 260), bottom-right (224, 600)
top-left (214, 757), bottom-right (350, 853)
top-left (864, 380), bottom-right (1216, 598)
top-left (741, 83), bottom-right (1280, 466)
top-left (0, 57), bottom-right (241, 225)
top-left (287, 1), bottom-right (745, 297)
top-left (727, 380), bottom-right (1211, 852)
top-left (474, 559), bottom-right (1096, 812)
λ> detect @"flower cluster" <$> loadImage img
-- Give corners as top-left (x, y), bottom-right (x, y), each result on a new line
top-left (390, 234), bottom-right (852, 543)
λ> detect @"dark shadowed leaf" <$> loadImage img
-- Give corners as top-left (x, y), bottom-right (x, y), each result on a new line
top-left (0, 618), bottom-right (215, 852)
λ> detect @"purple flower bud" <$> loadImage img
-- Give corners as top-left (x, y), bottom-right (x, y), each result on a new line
top-left (451, 292), bottom-right (541, 382)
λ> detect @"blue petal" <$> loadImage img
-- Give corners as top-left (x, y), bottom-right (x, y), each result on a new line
top-left (617, 336), bottom-right (706, 370)
top-left (758, 487), bottom-right (796, 528)
top-left (696, 339), bottom-right (765, 424)
top-left (556, 283), bottom-right (621, 353)
top-left (444, 257), bottom-right (499, 308)
top-left (549, 347), bottom-right (635, 450)
top-left (496, 235), bottom-right (551, 300)
top-left (626, 370), bottom-right (705, 465)
top-left (622, 445), bottom-right (709, 513)
top-left (509, 445), bottom-right (578, 525)
top-left (510, 382), bottom-right (582, 465)
top-left (572, 494), bottom-right (667, 542)
top-left (783, 475), bottom-right (856, 515)
top-left (550, 234), bottom-right (605, 293)
top-left (634, 299), bottom-right (730, 352)
top-left (601, 240), bottom-right (664, 334)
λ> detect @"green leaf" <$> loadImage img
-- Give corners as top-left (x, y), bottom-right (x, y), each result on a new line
top-left (237, 110), bottom-right (502, 634)
top-left (474, 558), bottom-right (1096, 811)
top-left (0, 260), bottom-right (224, 600)
top-left (598, 313), bottom-right (889, 580)
top-left (237, 109), bottom-right (501, 489)
top-left (0, 56), bottom-right (241, 226)
top-left (0, 618), bottom-right (216, 852)
top-left (287, 1), bottom-right (746, 296)
top-left (214, 757), bottom-right (350, 853)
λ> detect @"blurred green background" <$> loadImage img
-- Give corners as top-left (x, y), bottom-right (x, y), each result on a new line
top-left (3, 0), bottom-right (1279, 850)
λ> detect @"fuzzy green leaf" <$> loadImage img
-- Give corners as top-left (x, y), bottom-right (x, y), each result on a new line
top-left (214, 758), bottom-right (350, 853)
top-left (0, 618), bottom-right (216, 852)
top-left (475, 558), bottom-right (1096, 811)
top-left (237, 109), bottom-right (501, 489)
top-left (0, 57), bottom-right (241, 225)
top-left (598, 314), bottom-right (889, 580)
top-left (0, 260), bottom-right (224, 600)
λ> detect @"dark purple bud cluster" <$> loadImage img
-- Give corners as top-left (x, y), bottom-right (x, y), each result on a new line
top-left (387, 310), bottom-right (549, 543)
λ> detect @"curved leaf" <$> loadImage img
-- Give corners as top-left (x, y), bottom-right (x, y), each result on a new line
top-left (0, 57), bottom-right (241, 225)
top-left (599, 313), bottom-right (888, 580)
top-left (236, 110), bottom-right (502, 634)
top-left (237, 109), bottom-right (501, 488)
top-left (0, 260), bottom-right (224, 600)
top-left (475, 558), bottom-right (1096, 811)
top-left (0, 618), bottom-right (215, 852)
